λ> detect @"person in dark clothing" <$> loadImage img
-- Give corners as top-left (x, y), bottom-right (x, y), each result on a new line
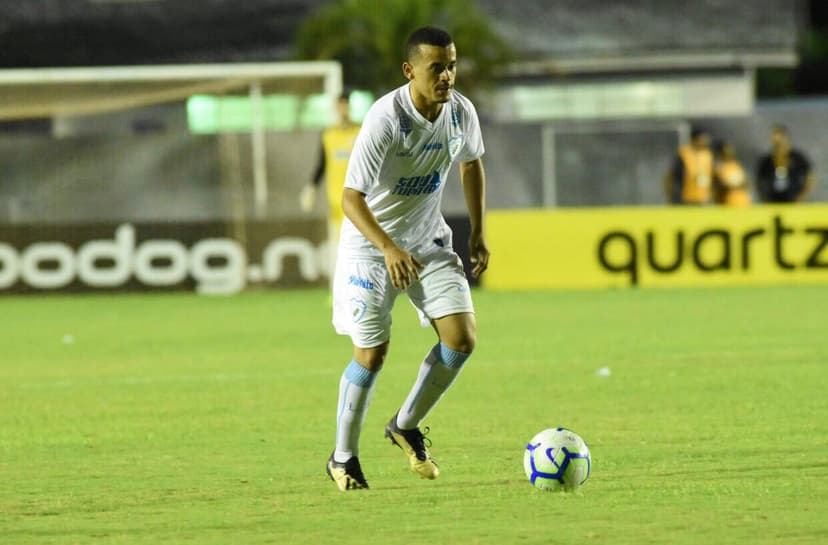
top-left (755, 125), bottom-right (816, 203)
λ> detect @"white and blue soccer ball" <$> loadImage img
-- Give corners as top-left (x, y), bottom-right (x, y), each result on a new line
top-left (523, 427), bottom-right (591, 492)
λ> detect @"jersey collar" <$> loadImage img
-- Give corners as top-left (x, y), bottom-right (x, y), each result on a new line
top-left (402, 82), bottom-right (446, 129)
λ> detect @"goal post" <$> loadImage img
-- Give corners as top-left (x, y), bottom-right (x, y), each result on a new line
top-left (0, 62), bottom-right (343, 120)
top-left (0, 61), bottom-right (343, 222)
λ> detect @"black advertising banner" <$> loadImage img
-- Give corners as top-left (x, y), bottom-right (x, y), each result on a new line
top-left (0, 220), bottom-right (328, 294)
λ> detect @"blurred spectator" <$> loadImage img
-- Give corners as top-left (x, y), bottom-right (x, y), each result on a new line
top-left (755, 125), bottom-right (816, 203)
top-left (712, 140), bottom-right (751, 207)
top-left (300, 92), bottom-right (361, 241)
top-left (664, 127), bottom-right (713, 205)
top-left (300, 92), bottom-right (361, 280)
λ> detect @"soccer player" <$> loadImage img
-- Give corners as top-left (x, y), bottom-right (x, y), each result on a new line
top-left (325, 26), bottom-right (489, 491)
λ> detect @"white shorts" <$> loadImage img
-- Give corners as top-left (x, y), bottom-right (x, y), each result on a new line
top-left (332, 250), bottom-right (474, 348)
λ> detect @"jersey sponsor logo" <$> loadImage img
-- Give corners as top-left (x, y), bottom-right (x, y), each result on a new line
top-left (396, 150), bottom-right (414, 157)
top-left (422, 142), bottom-right (443, 152)
top-left (391, 171), bottom-right (442, 196)
top-left (348, 275), bottom-right (375, 289)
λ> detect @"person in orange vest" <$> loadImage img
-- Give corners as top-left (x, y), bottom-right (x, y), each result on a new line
top-left (712, 140), bottom-right (752, 207)
top-left (664, 127), bottom-right (714, 205)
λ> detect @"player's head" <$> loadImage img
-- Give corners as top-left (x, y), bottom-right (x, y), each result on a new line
top-left (690, 127), bottom-right (710, 150)
top-left (402, 26), bottom-right (456, 106)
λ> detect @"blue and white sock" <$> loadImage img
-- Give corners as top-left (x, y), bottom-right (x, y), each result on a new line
top-left (334, 359), bottom-right (379, 463)
top-left (396, 343), bottom-right (471, 430)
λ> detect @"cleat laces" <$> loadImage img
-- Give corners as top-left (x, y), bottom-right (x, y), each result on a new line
top-left (402, 426), bottom-right (432, 461)
top-left (344, 458), bottom-right (368, 487)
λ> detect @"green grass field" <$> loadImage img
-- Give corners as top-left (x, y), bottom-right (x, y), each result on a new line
top-left (2, 285), bottom-right (827, 545)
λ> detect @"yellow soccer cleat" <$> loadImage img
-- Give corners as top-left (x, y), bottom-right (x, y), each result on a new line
top-left (384, 414), bottom-right (440, 480)
top-left (326, 453), bottom-right (369, 491)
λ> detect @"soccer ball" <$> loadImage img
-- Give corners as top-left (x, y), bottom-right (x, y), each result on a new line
top-left (523, 427), bottom-right (591, 492)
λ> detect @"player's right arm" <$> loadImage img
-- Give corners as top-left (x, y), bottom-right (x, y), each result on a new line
top-left (342, 188), bottom-right (422, 289)
top-left (341, 98), bottom-right (422, 290)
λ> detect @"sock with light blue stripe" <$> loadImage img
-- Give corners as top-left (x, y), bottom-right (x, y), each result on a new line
top-left (334, 359), bottom-right (379, 463)
top-left (440, 343), bottom-right (471, 369)
top-left (396, 342), bottom-right (471, 430)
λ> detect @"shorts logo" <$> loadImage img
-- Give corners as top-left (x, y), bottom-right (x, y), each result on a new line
top-left (350, 297), bottom-right (367, 322)
top-left (422, 142), bottom-right (443, 152)
top-left (348, 275), bottom-right (375, 289)
top-left (391, 170), bottom-right (442, 196)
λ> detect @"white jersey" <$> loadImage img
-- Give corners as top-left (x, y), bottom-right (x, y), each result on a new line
top-left (339, 83), bottom-right (484, 260)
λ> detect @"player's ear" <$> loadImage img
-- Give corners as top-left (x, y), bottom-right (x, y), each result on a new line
top-left (402, 62), bottom-right (414, 81)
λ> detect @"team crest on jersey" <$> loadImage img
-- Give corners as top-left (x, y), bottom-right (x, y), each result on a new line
top-left (448, 135), bottom-right (464, 158)
top-left (399, 112), bottom-right (413, 137)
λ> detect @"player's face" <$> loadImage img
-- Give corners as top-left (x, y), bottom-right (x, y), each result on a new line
top-left (404, 43), bottom-right (457, 106)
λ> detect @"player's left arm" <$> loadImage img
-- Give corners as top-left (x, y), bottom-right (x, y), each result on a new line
top-left (460, 158), bottom-right (489, 278)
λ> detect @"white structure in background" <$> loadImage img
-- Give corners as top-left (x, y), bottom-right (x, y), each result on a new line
top-left (0, 61), bottom-right (343, 218)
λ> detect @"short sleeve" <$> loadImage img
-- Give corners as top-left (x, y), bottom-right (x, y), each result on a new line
top-left (458, 101), bottom-right (485, 163)
top-left (344, 109), bottom-right (395, 194)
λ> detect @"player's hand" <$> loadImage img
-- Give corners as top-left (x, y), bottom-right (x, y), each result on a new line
top-left (299, 184), bottom-right (316, 212)
top-left (383, 246), bottom-right (423, 290)
top-left (469, 232), bottom-right (489, 278)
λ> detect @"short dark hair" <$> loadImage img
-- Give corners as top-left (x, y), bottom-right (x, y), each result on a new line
top-left (405, 26), bottom-right (453, 61)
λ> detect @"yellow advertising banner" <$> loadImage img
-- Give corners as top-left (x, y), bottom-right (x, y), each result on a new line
top-left (484, 204), bottom-right (828, 290)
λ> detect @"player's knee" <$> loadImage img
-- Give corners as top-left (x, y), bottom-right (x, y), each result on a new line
top-left (442, 326), bottom-right (476, 355)
top-left (447, 335), bottom-right (476, 354)
top-left (353, 344), bottom-right (388, 371)
top-left (440, 320), bottom-right (477, 354)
